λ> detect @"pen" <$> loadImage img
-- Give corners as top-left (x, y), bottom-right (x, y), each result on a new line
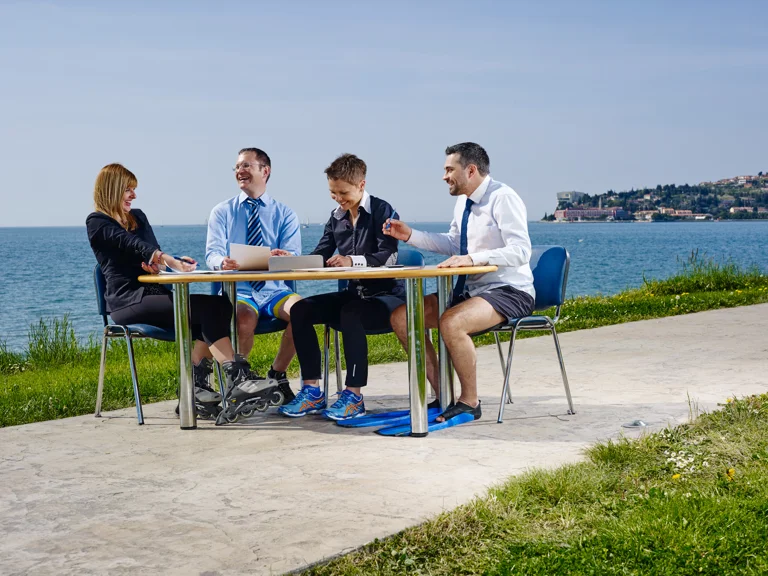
top-left (386, 208), bottom-right (397, 230)
top-left (172, 255), bottom-right (198, 266)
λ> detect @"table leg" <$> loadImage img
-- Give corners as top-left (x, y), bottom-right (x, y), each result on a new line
top-left (224, 282), bottom-right (238, 354)
top-left (436, 276), bottom-right (455, 411)
top-left (174, 282), bottom-right (196, 430)
top-left (406, 277), bottom-right (428, 437)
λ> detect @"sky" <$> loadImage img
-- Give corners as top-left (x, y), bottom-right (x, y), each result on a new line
top-left (0, 0), bottom-right (766, 227)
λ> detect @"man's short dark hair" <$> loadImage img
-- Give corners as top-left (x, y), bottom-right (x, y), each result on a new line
top-left (324, 153), bottom-right (367, 185)
top-left (445, 142), bottom-right (490, 176)
top-left (239, 147), bottom-right (271, 182)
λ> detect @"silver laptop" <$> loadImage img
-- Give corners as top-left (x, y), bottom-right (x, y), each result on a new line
top-left (268, 255), bottom-right (325, 271)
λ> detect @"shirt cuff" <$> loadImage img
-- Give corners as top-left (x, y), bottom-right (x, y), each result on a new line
top-left (469, 251), bottom-right (490, 266)
top-left (350, 255), bottom-right (367, 268)
top-left (406, 229), bottom-right (425, 247)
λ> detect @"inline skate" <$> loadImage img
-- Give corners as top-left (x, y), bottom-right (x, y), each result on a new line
top-left (175, 357), bottom-right (223, 420)
top-left (215, 354), bottom-right (283, 425)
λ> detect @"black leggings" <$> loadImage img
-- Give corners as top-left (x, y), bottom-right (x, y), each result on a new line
top-left (290, 291), bottom-right (404, 388)
top-left (111, 293), bottom-right (232, 346)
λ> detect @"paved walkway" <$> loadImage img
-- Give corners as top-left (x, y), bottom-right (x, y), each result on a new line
top-left (2, 304), bottom-right (767, 576)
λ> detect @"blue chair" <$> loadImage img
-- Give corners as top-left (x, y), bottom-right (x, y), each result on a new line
top-left (477, 246), bottom-right (575, 423)
top-left (322, 249), bottom-right (425, 398)
top-left (93, 265), bottom-right (175, 425)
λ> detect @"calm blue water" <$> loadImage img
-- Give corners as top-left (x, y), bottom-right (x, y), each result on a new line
top-left (1, 221), bottom-right (766, 351)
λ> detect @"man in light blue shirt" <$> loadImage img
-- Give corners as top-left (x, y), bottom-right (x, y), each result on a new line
top-left (206, 147), bottom-right (302, 401)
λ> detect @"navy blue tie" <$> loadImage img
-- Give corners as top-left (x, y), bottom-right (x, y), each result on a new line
top-left (452, 198), bottom-right (474, 300)
top-left (245, 198), bottom-right (265, 292)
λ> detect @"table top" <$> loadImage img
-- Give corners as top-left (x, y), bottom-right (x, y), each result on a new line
top-left (138, 264), bottom-right (498, 284)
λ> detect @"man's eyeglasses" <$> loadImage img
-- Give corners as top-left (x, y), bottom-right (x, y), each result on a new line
top-left (233, 162), bottom-right (265, 172)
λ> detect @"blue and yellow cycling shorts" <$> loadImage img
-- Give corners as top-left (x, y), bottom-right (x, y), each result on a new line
top-left (236, 289), bottom-right (297, 319)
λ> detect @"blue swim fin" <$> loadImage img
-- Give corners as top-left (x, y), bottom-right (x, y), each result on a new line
top-left (374, 412), bottom-right (475, 436)
top-left (337, 407), bottom-right (440, 428)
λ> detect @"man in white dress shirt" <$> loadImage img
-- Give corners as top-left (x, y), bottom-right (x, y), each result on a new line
top-left (384, 142), bottom-right (535, 422)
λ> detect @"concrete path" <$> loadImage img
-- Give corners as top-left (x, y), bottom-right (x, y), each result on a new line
top-left (1, 304), bottom-right (767, 576)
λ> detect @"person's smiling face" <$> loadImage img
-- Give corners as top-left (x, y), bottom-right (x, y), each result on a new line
top-left (329, 178), bottom-right (365, 212)
top-left (122, 186), bottom-right (136, 214)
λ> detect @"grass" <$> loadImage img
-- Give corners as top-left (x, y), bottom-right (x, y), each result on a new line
top-left (1, 254), bottom-right (768, 427)
top-left (302, 393), bottom-right (768, 575)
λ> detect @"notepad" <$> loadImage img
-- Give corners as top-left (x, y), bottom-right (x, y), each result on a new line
top-left (230, 243), bottom-right (271, 271)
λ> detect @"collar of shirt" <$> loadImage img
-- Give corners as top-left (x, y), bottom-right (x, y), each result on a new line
top-left (467, 175), bottom-right (492, 204)
top-left (238, 191), bottom-right (271, 208)
top-left (333, 189), bottom-right (371, 220)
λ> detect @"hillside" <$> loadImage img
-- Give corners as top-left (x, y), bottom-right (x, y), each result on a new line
top-left (546, 173), bottom-right (768, 222)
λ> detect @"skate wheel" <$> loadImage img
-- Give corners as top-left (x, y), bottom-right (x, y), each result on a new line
top-left (224, 412), bottom-right (239, 423)
top-left (255, 400), bottom-right (270, 412)
top-left (240, 409), bottom-right (255, 418)
top-left (269, 390), bottom-right (285, 407)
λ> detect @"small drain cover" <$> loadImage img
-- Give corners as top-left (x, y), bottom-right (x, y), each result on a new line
top-left (622, 420), bottom-right (648, 429)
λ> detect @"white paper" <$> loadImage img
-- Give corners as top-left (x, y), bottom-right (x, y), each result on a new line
top-left (230, 243), bottom-right (271, 271)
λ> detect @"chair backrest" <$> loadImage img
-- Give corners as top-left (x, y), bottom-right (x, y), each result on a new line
top-left (211, 279), bottom-right (296, 296)
top-left (337, 249), bottom-right (425, 290)
top-left (529, 245), bottom-right (570, 312)
top-left (93, 265), bottom-right (109, 326)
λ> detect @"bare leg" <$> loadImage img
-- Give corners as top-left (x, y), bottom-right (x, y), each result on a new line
top-left (191, 341), bottom-right (213, 364)
top-left (273, 294), bottom-right (301, 372)
top-left (390, 295), bottom-right (440, 396)
top-left (436, 297), bottom-right (504, 421)
top-left (236, 303), bottom-right (258, 357)
top-left (208, 337), bottom-right (236, 364)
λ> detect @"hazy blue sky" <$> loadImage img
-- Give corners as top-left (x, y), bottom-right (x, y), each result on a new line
top-left (1, 0), bottom-right (766, 227)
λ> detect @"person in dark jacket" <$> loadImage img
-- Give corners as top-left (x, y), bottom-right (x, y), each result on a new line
top-left (278, 154), bottom-right (404, 420)
top-left (86, 163), bottom-right (277, 419)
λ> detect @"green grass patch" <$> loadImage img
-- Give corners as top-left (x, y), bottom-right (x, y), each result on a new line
top-left (1, 256), bottom-right (767, 427)
top-left (302, 394), bottom-right (768, 575)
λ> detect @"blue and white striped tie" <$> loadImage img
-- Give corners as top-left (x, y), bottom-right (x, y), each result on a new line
top-left (245, 198), bottom-right (265, 291)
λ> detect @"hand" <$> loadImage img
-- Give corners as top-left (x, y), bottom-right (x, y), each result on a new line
top-left (271, 249), bottom-right (291, 257)
top-left (141, 261), bottom-right (160, 274)
top-left (437, 255), bottom-right (474, 268)
top-left (326, 255), bottom-right (353, 267)
top-left (382, 218), bottom-right (412, 242)
top-left (221, 257), bottom-right (240, 270)
top-left (167, 255), bottom-right (197, 273)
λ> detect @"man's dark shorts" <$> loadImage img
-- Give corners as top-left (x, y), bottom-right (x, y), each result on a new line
top-left (451, 285), bottom-right (535, 322)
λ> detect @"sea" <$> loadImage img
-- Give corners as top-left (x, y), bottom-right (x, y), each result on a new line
top-left (1, 221), bottom-right (766, 352)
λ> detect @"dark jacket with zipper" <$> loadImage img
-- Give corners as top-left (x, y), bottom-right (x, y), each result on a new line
top-left (86, 209), bottom-right (168, 313)
top-left (312, 194), bottom-right (405, 298)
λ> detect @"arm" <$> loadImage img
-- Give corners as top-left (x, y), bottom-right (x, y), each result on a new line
top-left (407, 217), bottom-right (461, 256)
top-left (469, 192), bottom-right (532, 267)
top-left (277, 207), bottom-right (302, 256)
top-left (205, 204), bottom-right (228, 270)
top-left (356, 202), bottom-right (399, 267)
top-left (310, 216), bottom-right (337, 262)
top-left (86, 212), bottom-right (158, 264)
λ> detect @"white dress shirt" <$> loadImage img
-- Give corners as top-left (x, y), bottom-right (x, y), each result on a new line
top-left (407, 175), bottom-right (535, 298)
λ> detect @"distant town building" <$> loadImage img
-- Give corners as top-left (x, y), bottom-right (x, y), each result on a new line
top-left (556, 191), bottom-right (587, 205)
top-left (730, 207), bottom-right (754, 213)
top-left (554, 207), bottom-right (628, 221)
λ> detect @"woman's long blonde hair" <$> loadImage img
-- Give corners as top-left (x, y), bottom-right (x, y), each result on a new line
top-left (94, 163), bottom-right (138, 230)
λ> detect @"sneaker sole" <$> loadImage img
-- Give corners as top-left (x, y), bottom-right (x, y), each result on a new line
top-left (278, 408), bottom-right (326, 418)
top-left (323, 410), bottom-right (367, 421)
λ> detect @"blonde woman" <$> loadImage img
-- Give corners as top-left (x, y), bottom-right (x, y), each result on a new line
top-left (86, 163), bottom-right (278, 422)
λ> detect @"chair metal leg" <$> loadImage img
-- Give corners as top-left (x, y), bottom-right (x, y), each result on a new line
top-left (334, 329), bottom-right (343, 393)
top-left (323, 325), bottom-right (331, 399)
top-left (124, 334), bottom-right (144, 425)
top-left (493, 332), bottom-right (514, 405)
top-left (95, 330), bottom-right (108, 417)
top-left (497, 328), bottom-right (519, 423)
top-left (551, 327), bottom-right (575, 415)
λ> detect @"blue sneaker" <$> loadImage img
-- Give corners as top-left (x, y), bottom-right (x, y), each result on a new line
top-left (277, 385), bottom-right (326, 418)
top-left (322, 389), bottom-right (366, 421)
